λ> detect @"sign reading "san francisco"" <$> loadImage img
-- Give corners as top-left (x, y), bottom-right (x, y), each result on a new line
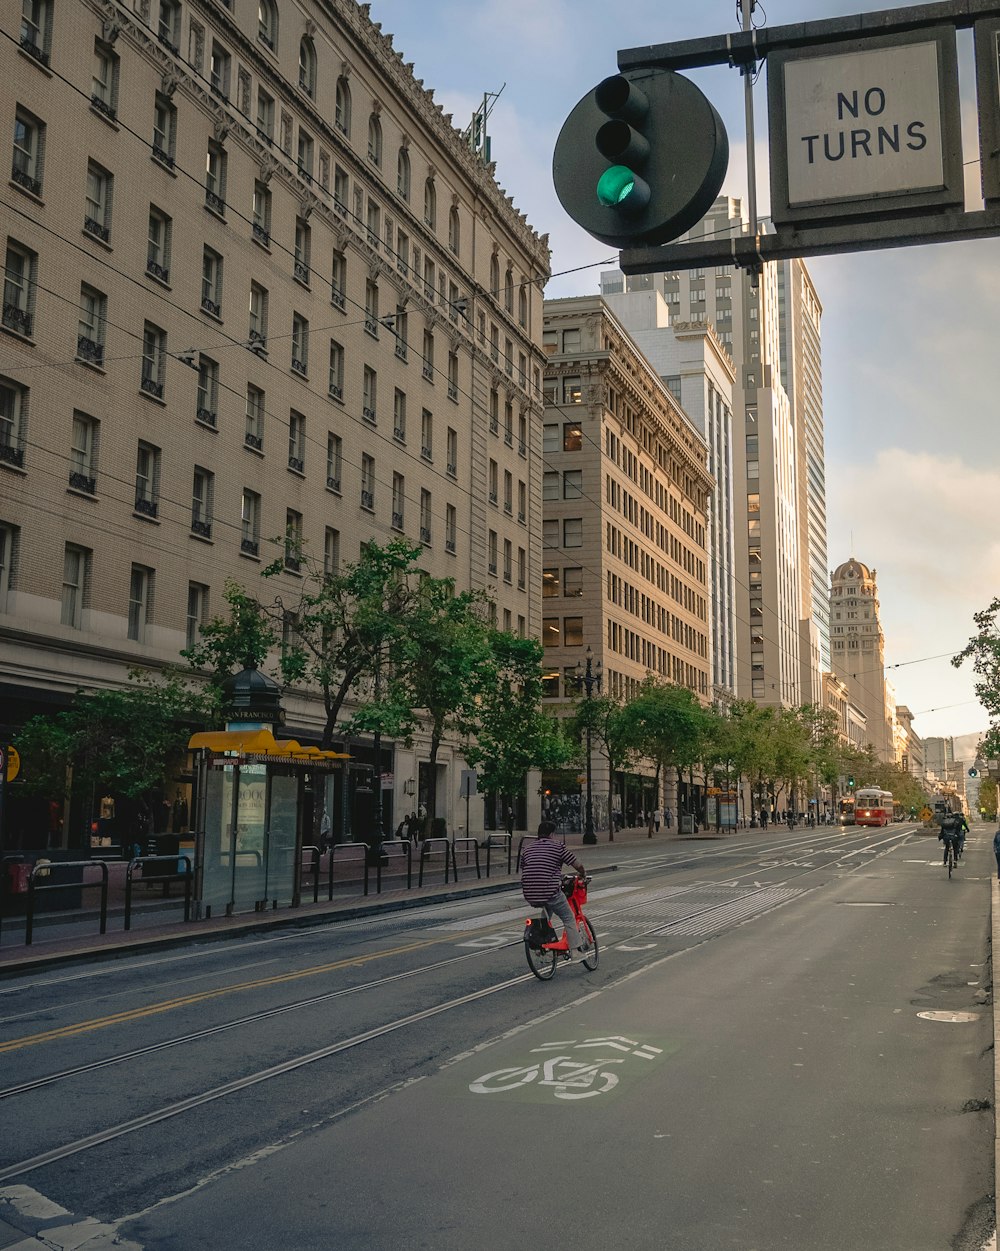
top-left (767, 28), bottom-right (964, 226)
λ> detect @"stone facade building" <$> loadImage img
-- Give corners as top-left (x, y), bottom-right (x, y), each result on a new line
top-left (2, 0), bottom-right (549, 843)
top-left (541, 295), bottom-right (713, 830)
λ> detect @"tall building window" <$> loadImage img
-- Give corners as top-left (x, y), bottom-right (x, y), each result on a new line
top-left (252, 180), bottom-right (271, 246)
top-left (210, 40), bottom-right (231, 99)
top-left (397, 147), bottom-right (410, 200)
top-left (196, 356), bottom-right (219, 425)
top-left (191, 466), bottom-right (213, 538)
top-left (291, 313), bottom-right (309, 375)
top-left (61, 544), bottom-right (90, 628)
top-left (423, 178), bottom-right (436, 229)
top-left (446, 427), bottom-right (457, 477)
top-left (205, 142), bottom-right (227, 213)
top-left (140, 322), bottom-right (166, 398)
top-left (186, 582), bottom-right (209, 648)
top-left (330, 250), bottom-right (346, 310)
top-left (393, 388), bottom-right (406, 442)
top-left (288, 410), bottom-right (305, 472)
top-left (127, 564), bottom-right (153, 642)
top-left (91, 40), bottom-right (120, 120)
top-left (257, 0), bottom-right (277, 48)
top-left (324, 527), bottom-right (340, 576)
top-left (326, 433), bottom-right (342, 491)
top-left (297, 127), bottom-right (314, 180)
top-left (294, 217), bottom-right (311, 283)
top-left (20, 0), bottom-right (52, 64)
top-left (392, 472), bottom-right (405, 529)
top-left (360, 454), bottom-right (374, 510)
top-left (256, 87), bottom-right (275, 143)
top-left (367, 113), bottom-right (382, 166)
top-left (134, 440), bottom-right (160, 517)
top-left (83, 161), bottom-right (113, 242)
top-left (335, 77), bottom-right (351, 135)
top-left (147, 206), bottom-right (171, 281)
top-left (76, 284), bottom-right (106, 367)
top-left (328, 340), bottom-right (344, 400)
top-left (298, 36), bottom-right (316, 97)
top-left (12, 107), bottom-right (45, 196)
top-left (0, 378), bottom-right (27, 469)
top-left (241, 489), bottom-right (261, 556)
top-left (364, 278), bottom-right (379, 334)
top-left (69, 412), bottom-right (98, 492)
top-left (3, 240), bottom-right (35, 338)
top-left (152, 93), bottom-right (176, 167)
top-left (201, 247), bottom-right (223, 316)
top-left (157, 0), bottom-right (180, 48)
top-left (0, 523), bottom-right (18, 612)
top-left (445, 504), bottom-right (456, 554)
top-left (249, 282), bottom-right (268, 350)
top-left (448, 205), bottom-right (460, 255)
top-left (420, 489), bottom-right (432, 545)
top-left (362, 366), bottom-right (377, 424)
top-left (422, 329), bottom-right (434, 381)
top-left (245, 384), bottom-right (264, 449)
top-left (284, 508), bottom-right (303, 570)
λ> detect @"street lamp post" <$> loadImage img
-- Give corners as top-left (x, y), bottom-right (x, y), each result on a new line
top-left (575, 646), bottom-right (603, 845)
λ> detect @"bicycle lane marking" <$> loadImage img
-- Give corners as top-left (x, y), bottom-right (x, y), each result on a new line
top-left (466, 1034), bottom-right (679, 1103)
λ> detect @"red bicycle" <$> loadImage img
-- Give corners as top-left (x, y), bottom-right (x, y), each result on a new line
top-left (524, 875), bottom-right (599, 980)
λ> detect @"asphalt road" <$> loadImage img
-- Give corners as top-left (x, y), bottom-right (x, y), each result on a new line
top-left (0, 824), bottom-right (994, 1250)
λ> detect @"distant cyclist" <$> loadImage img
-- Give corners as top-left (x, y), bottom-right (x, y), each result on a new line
top-left (954, 810), bottom-right (970, 859)
top-left (939, 812), bottom-right (962, 866)
top-left (520, 821), bottom-right (590, 957)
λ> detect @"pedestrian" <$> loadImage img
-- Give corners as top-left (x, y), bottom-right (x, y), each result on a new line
top-left (993, 828), bottom-right (1000, 880)
top-left (653, 808), bottom-right (661, 833)
top-left (665, 807), bottom-right (673, 830)
top-left (760, 805), bottom-right (768, 830)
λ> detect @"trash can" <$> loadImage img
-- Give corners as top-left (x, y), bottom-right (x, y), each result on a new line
top-left (679, 814), bottom-right (696, 835)
top-left (32, 852), bottom-right (85, 912)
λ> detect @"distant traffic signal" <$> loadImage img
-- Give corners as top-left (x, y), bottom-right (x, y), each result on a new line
top-left (553, 70), bottom-right (729, 248)
top-left (847, 775), bottom-right (855, 789)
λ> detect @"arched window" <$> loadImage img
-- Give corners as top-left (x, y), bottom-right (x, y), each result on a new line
top-left (396, 147), bottom-right (410, 200)
top-left (489, 254), bottom-right (500, 297)
top-left (448, 205), bottom-right (460, 255)
top-left (257, 0), bottom-right (277, 49)
top-left (298, 36), bottom-right (316, 97)
top-left (518, 283), bottom-right (528, 329)
top-left (423, 178), bottom-right (436, 229)
top-left (504, 265), bottom-right (514, 314)
top-left (335, 77), bottom-right (351, 136)
top-left (367, 114), bottom-right (382, 166)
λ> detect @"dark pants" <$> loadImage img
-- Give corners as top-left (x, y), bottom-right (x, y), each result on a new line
top-left (994, 851), bottom-right (1000, 880)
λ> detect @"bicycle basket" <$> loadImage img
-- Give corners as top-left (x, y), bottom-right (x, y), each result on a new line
top-left (526, 917), bottom-right (558, 948)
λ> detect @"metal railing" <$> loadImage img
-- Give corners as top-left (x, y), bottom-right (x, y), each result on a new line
top-left (417, 837), bottom-right (455, 887)
top-left (375, 839), bottom-right (413, 893)
top-left (25, 860), bottom-right (109, 946)
top-left (327, 843), bottom-right (369, 898)
top-left (482, 832), bottom-right (513, 877)
top-left (124, 855), bottom-right (192, 930)
top-left (451, 837), bottom-right (481, 880)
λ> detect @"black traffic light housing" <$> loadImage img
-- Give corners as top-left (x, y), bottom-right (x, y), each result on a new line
top-left (553, 70), bottom-right (729, 248)
top-left (847, 775), bottom-right (856, 789)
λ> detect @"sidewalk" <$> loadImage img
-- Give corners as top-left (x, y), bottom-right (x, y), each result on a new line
top-left (0, 825), bottom-right (687, 977)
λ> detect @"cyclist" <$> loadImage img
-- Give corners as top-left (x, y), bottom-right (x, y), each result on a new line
top-left (939, 812), bottom-right (962, 866)
top-left (521, 820), bottom-right (590, 957)
top-left (955, 810), bottom-right (970, 859)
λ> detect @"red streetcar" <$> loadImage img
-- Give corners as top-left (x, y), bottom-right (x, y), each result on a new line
top-left (854, 788), bottom-right (893, 828)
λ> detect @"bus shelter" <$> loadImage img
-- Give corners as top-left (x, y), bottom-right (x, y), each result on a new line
top-left (187, 728), bottom-right (348, 918)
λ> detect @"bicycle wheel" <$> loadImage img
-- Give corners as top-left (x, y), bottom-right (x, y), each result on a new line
top-left (580, 916), bottom-right (599, 971)
top-left (948, 847), bottom-right (954, 878)
top-left (524, 933), bottom-right (557, 980)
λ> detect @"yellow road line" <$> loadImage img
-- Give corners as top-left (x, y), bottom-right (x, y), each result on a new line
top-left (0, 937), bottom-right (439, 1053)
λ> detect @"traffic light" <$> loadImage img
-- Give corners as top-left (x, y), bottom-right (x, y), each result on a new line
top-left (847, 775), bottom-right (855, 789)
top-left (553, 70), bottom-right (729, 248)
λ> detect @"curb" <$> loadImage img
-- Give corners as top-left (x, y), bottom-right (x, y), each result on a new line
top-left (0, 863), bottom-right (621, 978)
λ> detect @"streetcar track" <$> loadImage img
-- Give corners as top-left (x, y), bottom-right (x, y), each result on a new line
top-left (0, 827), bottom-right (911, 1181)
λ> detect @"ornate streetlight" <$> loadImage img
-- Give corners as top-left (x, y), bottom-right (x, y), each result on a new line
top-left (575, 646), bottom-right (603, 845)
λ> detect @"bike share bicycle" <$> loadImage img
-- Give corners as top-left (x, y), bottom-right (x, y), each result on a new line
top-left (524, 875), bottom-right (599, 979)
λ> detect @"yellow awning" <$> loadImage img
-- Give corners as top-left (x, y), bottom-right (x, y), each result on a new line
top-left (187, 728), bottom-right (349, 761)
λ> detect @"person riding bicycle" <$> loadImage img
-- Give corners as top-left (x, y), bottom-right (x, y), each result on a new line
top-left (939, 812), bottom-right (963, 865)
top-left (954, 810), bottom-right (970, 858)
top-left (520, 820), bottom-right (590, 957)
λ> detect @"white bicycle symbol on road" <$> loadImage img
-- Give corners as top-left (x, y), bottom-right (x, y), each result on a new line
top-left (470, 1055), bottom-right (624, 1099)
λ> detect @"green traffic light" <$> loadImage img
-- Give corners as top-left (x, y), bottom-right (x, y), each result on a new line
top-left (597, 165), bottom-right (636, 206)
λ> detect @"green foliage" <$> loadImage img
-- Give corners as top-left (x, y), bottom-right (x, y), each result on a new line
top-left (954, 600), bottom-right (1000, 759)
top-left (624, 679), bottom-right (711, 781)
top-left (14, 671), bottom-right (215, 800)
top-left (979, 776), bottom-right (997, 821)
top-left (181, 579), bottom-right (277, 689)
top-left (463, 633), bottom-right (573, 802)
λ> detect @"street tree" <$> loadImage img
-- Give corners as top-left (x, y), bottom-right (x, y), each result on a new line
top-left (181, 578), bottom-right (277, 690)
top-left (463, 633), bottom-right (574, 833)
top-left (625, 679), bottom-right (710, 824)
top-left (953, 598), bottom-right (1000, 759)
top-left (571, 692), bottom-right (638, 839)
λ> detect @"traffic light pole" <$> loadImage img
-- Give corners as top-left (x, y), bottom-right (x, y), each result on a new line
top-left (740, 0), bottom-right (759, 240)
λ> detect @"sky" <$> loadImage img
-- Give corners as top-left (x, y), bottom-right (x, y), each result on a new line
top-left (369, 0), bottom-right (997, 750)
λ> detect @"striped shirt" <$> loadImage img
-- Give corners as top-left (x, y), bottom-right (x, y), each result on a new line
top-left (520, 838), bottom-right (580, 905)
